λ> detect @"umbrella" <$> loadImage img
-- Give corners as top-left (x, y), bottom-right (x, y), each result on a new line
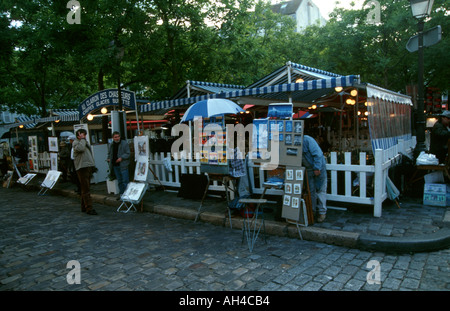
top-left (180, 99), bottom-right (244, 122)
top-left (60, 131), bottom-right (74, 138)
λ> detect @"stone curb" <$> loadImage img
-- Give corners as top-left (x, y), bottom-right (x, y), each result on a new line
top-left (46, 186), bottom-right (450, 254)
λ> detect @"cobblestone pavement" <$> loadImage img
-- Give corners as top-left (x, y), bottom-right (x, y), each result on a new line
top-left (0, 187), bottom-right (449, 293)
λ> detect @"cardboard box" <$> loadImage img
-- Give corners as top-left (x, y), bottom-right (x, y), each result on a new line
top-left (423, 183), bottom-right (447, 207)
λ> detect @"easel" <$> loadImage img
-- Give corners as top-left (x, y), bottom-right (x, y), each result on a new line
top-left (38, 170), bottom-right (62, 196)
top-left (195, 172), bottom-right (237, 228)
top-left (117, 182), bottom-right (148, 213)
top-left (17, 173), bottom-right (37, 186)
top-left (239, 182), bottom-right (278, 252)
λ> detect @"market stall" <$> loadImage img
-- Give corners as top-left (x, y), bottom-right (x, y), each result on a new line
top-left (140, 61), bottom-right (414, 218)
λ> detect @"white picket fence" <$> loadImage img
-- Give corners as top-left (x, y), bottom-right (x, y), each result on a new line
top-left (148, 138), bottom-right (415, 217)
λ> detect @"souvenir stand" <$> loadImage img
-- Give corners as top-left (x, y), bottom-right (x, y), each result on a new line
top-left (242, 103), bottom-right (310, 251)
top-left (195, 116), bottom-right (237, 228)
top-left (117, 135), bottom-right (150, 213)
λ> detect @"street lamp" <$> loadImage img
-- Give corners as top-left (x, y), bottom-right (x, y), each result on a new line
top-left (410, 0), bottom-right (434, 19)
top-left (410, 0), bottom-right (434, 156)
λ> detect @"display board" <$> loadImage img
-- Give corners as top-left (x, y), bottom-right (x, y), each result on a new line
top-left (199, 116), bottom-right (229, 174)
top-left (281, 166), bottom-right (308, 226)
top-left (28, 136), bottom-right (39, 172)
top-left (252, 119), bottom-right (304, 167)
top-left (134, 135), bottom-right (149, 182)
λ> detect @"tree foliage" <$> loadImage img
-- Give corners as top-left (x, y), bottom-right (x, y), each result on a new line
top-left (0, 0), bottom-right (448, 117)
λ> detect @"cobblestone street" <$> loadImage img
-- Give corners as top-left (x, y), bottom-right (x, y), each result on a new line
top-left (1, 187), bottom-right (449, 294)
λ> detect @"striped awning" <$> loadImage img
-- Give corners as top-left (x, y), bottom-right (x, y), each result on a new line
top-left (140, 75), bottom-right (359, 113)
top-left (172, 81), bottom-right (245, 100)
top-left (51, 109), bottom-right (80, 121)
top-left (1, 109), bottom-right (80, 130)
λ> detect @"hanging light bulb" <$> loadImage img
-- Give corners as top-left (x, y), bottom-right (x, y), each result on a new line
top-left (101, 107), bottom-right (108, 114)
top-left (295, 78), bottom-right (304, 83)
top-left (350, 89), bottom-right (358, 97)
top-left (87, 114), bottom-right (94, 121)
top-left (335, 86), bottom-right (343, 93)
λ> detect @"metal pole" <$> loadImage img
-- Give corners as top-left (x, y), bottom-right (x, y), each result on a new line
top-left (415, 19), bottom-right (426, 155)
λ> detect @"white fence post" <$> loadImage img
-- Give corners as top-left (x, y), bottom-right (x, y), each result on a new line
top-left (373, 149), bottom-right (383, 217)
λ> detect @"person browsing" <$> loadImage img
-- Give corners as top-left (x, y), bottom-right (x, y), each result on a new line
top-left (72, 129), bottom-right (97, 215)
top-left (107, 131), bottom-right (131, 196)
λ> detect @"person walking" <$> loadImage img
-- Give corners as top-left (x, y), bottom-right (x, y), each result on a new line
top-left (302, 135), bottom-right (327, 223)
top-left (107, 131), bottom-right (130, 197)
top-left (73, 129), bottom-right (97, 215)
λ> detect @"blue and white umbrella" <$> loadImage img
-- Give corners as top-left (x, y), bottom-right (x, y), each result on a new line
top-left (180, 98), bottom-right (244, 122)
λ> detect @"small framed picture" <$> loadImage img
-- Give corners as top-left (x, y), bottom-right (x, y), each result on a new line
top-left (295, 169), bottom-right (303, 180)
top-left (294, 121), bottom-right (302, 133)
top-left (285, 183), bottom-right (292, 194)
top-left (286, 169), bottom-right (293, 180)
top-left (285, 134), bottom-right (292, 145)
top-left (292, 197), bottom-right (299, 208)
top-left (285, 121), bottom-right (292, 132)
top-left (294, 183), bottom-right (302, 195)
top-left (294, 135), bottom-right (302, 146)
top-left (283, 195), bottom-right (291, 206)
top-left (286, 148), bottom-right (297, 156)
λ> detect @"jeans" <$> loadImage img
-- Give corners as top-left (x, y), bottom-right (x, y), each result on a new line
top-left (76, 167), bottom-right (93, 212)
top-left (113, 166), bottom-right (129, 194)
top-left (306, 169), bottom-right (327, 215)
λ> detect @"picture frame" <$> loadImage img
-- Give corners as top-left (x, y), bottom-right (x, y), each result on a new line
top-left (48, 137), bottom-right (58, 152)
top-left (285, 121), bottom-right (292, 132)
top-left (294, 135), bottom-right (302, 146)
top-left (286, 169), bottom-right (293, 180)
top-left (134, 160), bottom-right (148, 182)
top-left (121, 182), bottom-right (147, 203)
top-left (285, 183), bottom-right (292, 194)
top-left (283, 195), bottom-right (291, 206)
top-left (292, 197), bottom-right (299, 208)
top-left (294, 121), bottom-right (302, 133)
top-left (285, 134), bottom-right (292, 145)
top-left (50, 152), bottom-right (58, 171)
top-left (293, 183), bottom-right (302, 195)
top-left (295, 169), bottom-right (303, 180)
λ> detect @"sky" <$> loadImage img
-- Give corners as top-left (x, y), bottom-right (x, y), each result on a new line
top-left (309, 0), bottom-right (365, 19)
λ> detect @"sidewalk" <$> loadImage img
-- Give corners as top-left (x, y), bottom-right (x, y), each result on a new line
top-left (20, 175), bottom-right (450, 254)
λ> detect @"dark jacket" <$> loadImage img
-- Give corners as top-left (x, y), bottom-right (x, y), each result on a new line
top-left (107, 139), bottom-right (130, 171)
top-left (430, 120), bottom-right (450, 163)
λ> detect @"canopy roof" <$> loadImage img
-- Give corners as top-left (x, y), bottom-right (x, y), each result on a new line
top-left (2, 109), bottom-right (80, 130)
top-left (139, 62), bottom-right (357, 113)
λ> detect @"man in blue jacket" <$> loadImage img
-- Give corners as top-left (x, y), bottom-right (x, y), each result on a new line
top-left (107, 131), bottom-right (131, 196)
top-left (302, 135), bottom-right (327, 223)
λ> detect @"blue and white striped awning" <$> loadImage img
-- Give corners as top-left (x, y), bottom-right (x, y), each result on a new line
top-left (181, 81), bottom-right (245, 98)
top-left (1, 109), bottom-right (80, 130)
top-left (51, 109), bottom-right (80, 122)
top-left (140, 75), bottom-right (359, 113)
